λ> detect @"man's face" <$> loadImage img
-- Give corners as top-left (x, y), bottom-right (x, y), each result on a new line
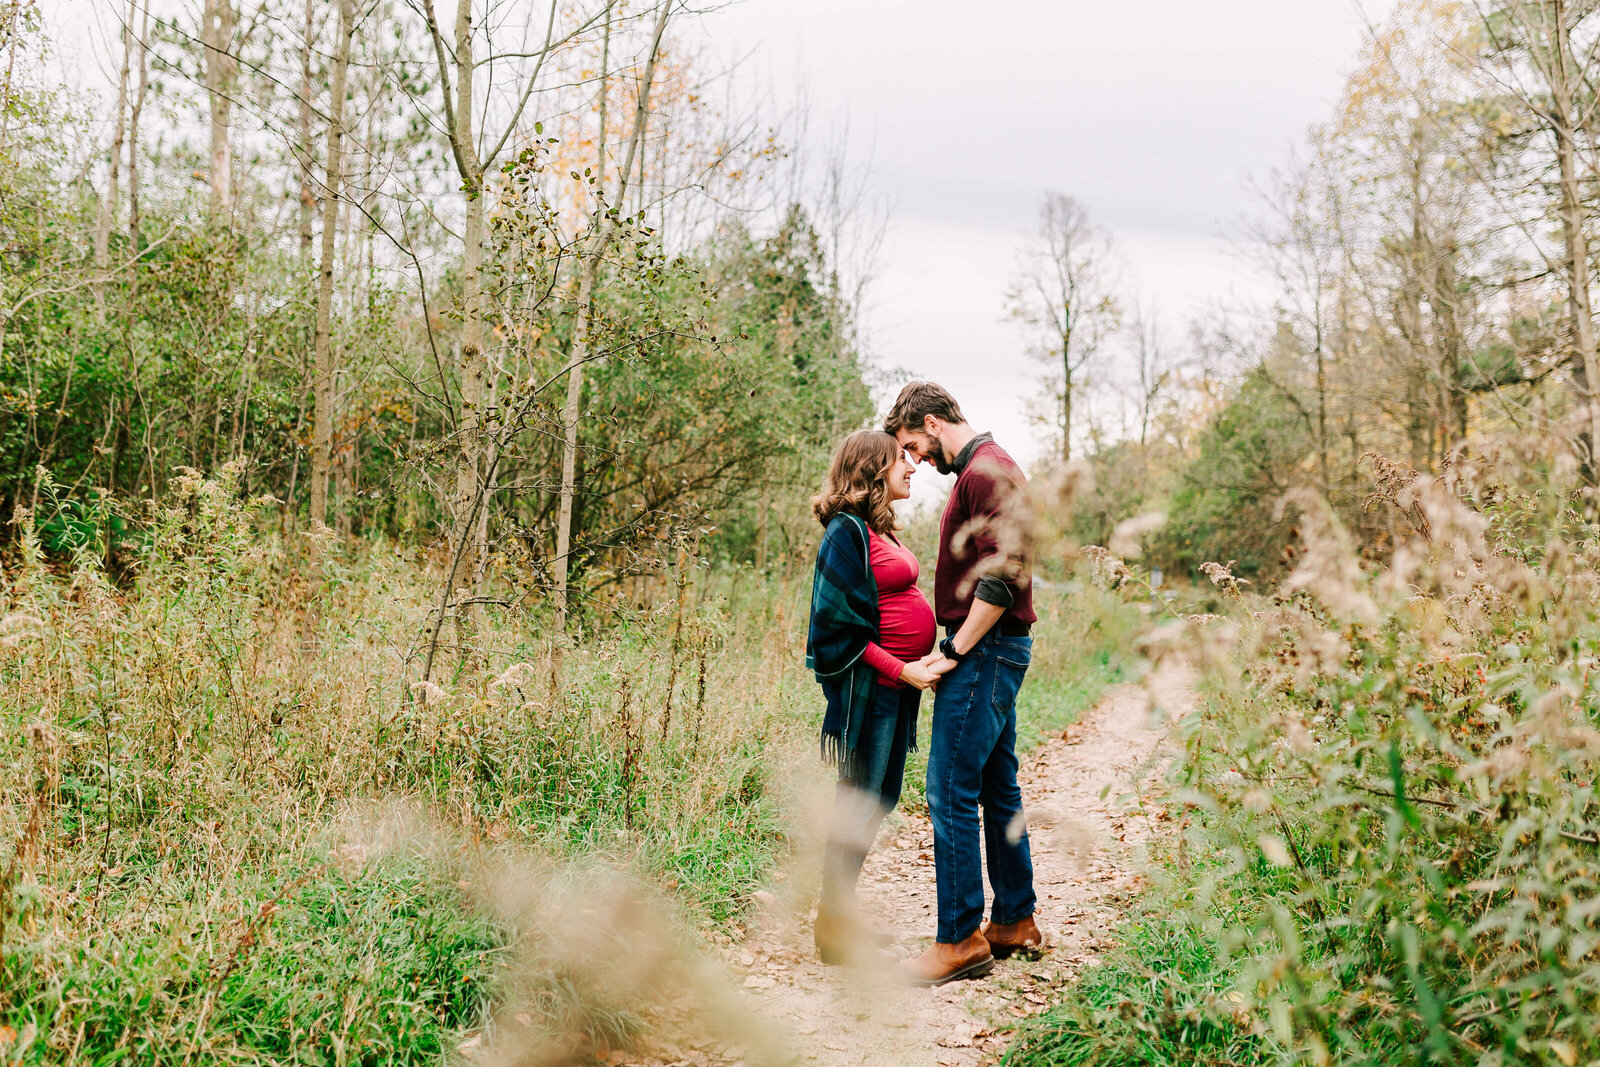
top-left (895, 418), bottom-right (953, 475)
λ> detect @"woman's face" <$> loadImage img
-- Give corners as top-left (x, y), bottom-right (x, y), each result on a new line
top-left (884, 448), bottom-right (914, 502)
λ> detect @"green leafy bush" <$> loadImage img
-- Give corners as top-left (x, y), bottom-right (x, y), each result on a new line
top-left (1100, 453), bottom-right (1600, 1066)
top-left (0, 469), bottom-right (805, 1059)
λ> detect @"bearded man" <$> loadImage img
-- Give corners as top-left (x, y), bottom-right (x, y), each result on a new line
top-left (885, 381), bottom-right (1045, 985)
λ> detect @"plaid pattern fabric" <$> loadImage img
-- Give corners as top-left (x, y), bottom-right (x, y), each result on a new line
top-left (805, 513), bottom-right (881, 772)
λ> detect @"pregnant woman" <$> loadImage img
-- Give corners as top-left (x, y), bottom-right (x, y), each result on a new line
top-left (806, 429), bottom-right (940, 965)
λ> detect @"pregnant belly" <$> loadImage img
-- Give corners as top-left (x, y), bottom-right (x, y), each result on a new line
top-left (878, 586), bottom-right (936, 663)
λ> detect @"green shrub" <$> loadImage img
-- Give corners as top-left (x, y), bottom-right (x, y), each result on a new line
top-left (1005, 915), bottom-right (1272, 1067)
top-left (0, 470), bottom-right (807, 1059)
top-left (1081, 460), bottom-right (1600, 1065)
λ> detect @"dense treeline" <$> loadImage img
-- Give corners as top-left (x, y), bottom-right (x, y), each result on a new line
top-left (1001, 4), bottom-right (1600, 1065)
top-left (1, 0), bottom-right (870, 620)
top-left (1025, 0), bottom-right (1600, 582)
top-left (0, 2), bottom-right (899, 1055)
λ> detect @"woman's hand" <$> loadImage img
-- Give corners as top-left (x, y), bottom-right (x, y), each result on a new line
top-left (899, 659), bottom-right (941, 690)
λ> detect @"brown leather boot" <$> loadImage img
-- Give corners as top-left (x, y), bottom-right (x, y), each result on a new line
top-left (897, 931), bottom-right (995, 987)
top-left (981, 915), bottom-right (1045, 959)
top-left (814, 908), bottom-right (895, 967)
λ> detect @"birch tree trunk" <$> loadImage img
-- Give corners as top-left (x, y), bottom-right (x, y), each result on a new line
top-left (1060, 338), bottom-right (1073, 464)
top-left (127, 0), bottom-right (148, 244)
top-left (552, 6), bottom-right (613, 633)
top-left (297, 0), bottom-right (315, 259)
top-left (447, 0), bottom-right (488, 620)
top-left (309, 0), bottom-right (354, 531)
top-left (1549, 0), bottom-right (1600, 482)
top-left (92, 0), bottom-right (135, 319)
top-left (552, 0), bottom-right (670, 632)
top-left (201, 0), bottom-right (236, 221)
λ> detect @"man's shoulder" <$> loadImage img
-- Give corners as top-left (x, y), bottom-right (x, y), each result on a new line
top-left (963, 441), bottom-right (1026, 485)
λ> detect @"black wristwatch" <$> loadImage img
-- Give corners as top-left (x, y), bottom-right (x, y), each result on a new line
top-left (939, 636), bottom-right (967, 663)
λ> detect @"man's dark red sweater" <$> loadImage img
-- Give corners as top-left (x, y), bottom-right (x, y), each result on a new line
top-left (934, 433), bottom-right (1036, 631)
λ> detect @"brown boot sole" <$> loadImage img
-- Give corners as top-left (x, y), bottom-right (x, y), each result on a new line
top-left (905, 953), bottom-right (995, 987)
top-left (988, 941), bottom-right (1045, 960)
top-left (818, 944), bottom-right (858, 966)
top-left (818, 943), bottom-right (896, 967)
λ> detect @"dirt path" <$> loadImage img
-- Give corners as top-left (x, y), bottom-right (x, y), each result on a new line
top-left (700, 660), bottom-right (1194, 1066)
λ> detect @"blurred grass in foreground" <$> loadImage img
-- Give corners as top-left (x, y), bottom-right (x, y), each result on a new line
top-left (0, 468), bottom-right (1140, 1064)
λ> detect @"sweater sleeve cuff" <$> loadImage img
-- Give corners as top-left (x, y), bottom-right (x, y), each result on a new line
top-left (861, 642), bottom-right (906, 684)
top-left (975, 575), bottom-right (1015, 608)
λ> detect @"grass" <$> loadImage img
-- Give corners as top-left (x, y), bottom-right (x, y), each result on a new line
top-left (1006, 468), bottom-right (1600, 1066)
top-left (0, 471), bottom-right (813, 1061)
top-left (1000, 911), bottom-right (1273, 1067)
top-left (1000, 805), bottom-right (1290, 1067)
top-left (5, 854), bottom-right (502, 1063)
top-left (0, 471), bottom-right (1145, 1062)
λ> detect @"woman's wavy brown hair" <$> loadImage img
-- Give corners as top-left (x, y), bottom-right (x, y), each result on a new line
top-left (812, 429), bottom-right (902, 537)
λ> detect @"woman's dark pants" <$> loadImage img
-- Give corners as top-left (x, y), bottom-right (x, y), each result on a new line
top-left (820, 684), bottom-right (918, 916)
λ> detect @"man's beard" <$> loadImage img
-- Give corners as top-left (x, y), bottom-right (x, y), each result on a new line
top-left (929, 435), bottom-right (954, 475)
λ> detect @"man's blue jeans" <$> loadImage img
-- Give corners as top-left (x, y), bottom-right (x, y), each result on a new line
top-left (928, 629), bottom-right (1035, 943)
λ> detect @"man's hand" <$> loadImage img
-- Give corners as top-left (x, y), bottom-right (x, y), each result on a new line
top-left (919, 651), bottom-right (959, 676)
top-left (899, 659), bottom-right (942, 690)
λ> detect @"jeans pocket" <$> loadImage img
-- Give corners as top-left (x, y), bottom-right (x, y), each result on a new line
top-left (991, 655), bottom-right (1029, 713)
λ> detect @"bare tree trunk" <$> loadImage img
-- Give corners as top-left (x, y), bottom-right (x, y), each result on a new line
top-left (0, 3), bottom-right (22, 157)
top-left (553, 0), bottom-right (670, 632)
top-left (1060, 351), bottom-right (1072, 464)
top-left (1313, 316), bottom-right (1329, 489)
top-left (297, 0), bottom-right (315, 260)
top-left (309, 0), bottom-right (354, 531)
top-left (127, 0), bottom-right (148, 244)
top-left (92, 0), bottom-right (135, 319)
top-left (201, 0), bottom-right (236, 221)
top-left (1435, 242), bottom-right (1466, 453)
top-left (448, 0), bottom-right (489, 622)
top-left (1550, 0), bottom-right (1600, 481)
top-left (553, 6), bottom-right (613, 633)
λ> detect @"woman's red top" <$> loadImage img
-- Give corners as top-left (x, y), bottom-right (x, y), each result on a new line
top-left (861, 529), bottom-right (937, 688)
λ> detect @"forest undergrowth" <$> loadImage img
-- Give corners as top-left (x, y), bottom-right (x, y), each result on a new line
top-left (1009, 445), bottom-right (1600, 1067)
top-left (0, 467), bottom-right (1133, 1064)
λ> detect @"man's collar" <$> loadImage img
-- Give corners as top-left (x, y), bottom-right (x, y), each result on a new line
top-left (949, 431), bottom-right (993, 475)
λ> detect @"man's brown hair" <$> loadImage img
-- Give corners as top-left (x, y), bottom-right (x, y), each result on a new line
top-left (883, 381), bottom-right (966, 434)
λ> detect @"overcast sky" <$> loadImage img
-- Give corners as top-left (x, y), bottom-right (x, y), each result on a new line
top-left (692, 0), bottom-right (1398, 503)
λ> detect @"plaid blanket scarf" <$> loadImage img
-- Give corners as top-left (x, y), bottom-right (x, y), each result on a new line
top-left (806, 512), bottom-right (916, 774)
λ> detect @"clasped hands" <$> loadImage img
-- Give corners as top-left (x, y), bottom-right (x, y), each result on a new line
top-left (899, 650), bottom-right (960, 690)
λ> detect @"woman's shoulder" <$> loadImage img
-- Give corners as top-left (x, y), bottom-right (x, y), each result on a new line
top-left (817, 512), bottom-right (868, 560)
top-left (821, 511), bottom-right (867, 539)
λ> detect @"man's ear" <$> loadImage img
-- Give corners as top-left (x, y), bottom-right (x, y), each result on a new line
top-left (923, 414), bottom-right (941, 435)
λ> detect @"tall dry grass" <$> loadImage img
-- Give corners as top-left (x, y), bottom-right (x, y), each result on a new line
top-left (0, 465), bottom-right (1143, 1063)
top-left (0, 466), bottom-right (818, 1063)
top-left (1009, 440), bottom-right (1600, 1066)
